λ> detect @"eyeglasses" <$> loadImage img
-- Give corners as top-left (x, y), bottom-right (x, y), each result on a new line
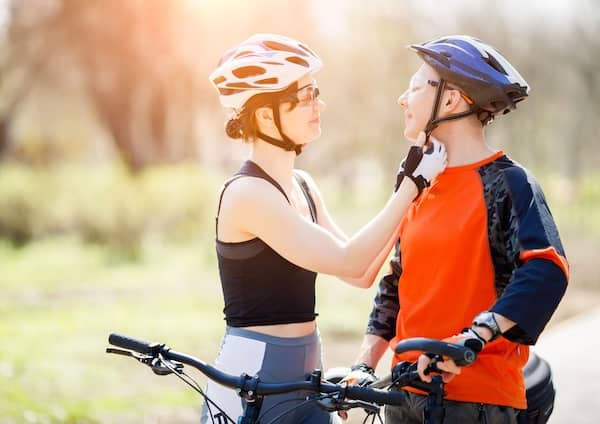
top-left (281, 83), bottom-right (321, 105)
top-left (406, 76), bottom-right (473, 104)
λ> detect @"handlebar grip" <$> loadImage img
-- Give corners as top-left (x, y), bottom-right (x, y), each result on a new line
top-left (344, 385), bottom-right (406, 406)
top-left (108, 333), bottom-right (161, 354)
top-left (394, 337), bottom-right (477, 366)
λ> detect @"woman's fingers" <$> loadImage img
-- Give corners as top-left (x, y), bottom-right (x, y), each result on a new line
top-left (414, 131), bottom-right (427, 147)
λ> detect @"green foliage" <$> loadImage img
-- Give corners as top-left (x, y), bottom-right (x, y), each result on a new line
top-left (0, 237), bottom-right (224, 424)
top-left (0, 168), bottom-right (598, 423)
top-left (538, 173), bottom-right (600, 240)
top-left (0, 163), bottom-right (220, 257)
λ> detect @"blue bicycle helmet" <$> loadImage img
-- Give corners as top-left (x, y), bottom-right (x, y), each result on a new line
top-left (410, 35), bottom-right (530, 132)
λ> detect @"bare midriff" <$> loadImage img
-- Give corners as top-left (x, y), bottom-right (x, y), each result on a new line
top-left (244, 320), bottom-right (316, 338)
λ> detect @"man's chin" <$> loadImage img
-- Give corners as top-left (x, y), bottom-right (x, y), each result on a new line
top-left (404, 129), bottom-right (418, 142)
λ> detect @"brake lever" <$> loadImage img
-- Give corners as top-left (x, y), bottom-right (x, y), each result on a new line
top-left (317, 397), bottom-right (380, 414)
top-left (106, 347), bottom-right (134, 357)
top-left (106, 347), bottom-right (155, 366)
top-left (391, 361), bottom-right (445, 394)
top-left (424, 354), bottom-right (444, 376)
top-left (151, 357), bottom-right (184, 376)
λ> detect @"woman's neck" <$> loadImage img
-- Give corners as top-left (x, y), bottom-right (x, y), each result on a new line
top-left (250, 139), bottom-right (297, 193)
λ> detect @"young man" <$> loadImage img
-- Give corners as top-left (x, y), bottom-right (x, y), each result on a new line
top-left (353, 36), bottom-right (568, 423)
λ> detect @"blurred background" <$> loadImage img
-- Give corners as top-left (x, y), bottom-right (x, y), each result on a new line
top-left (0, 0), bottom-right (598, 422)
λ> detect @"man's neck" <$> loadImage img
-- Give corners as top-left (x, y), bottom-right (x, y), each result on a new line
top-left (433, 121), bottom-right (496, 167)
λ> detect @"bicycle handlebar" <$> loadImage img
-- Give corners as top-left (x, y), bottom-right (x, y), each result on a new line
top-left (108, 332), bottom-right (407, 406)
top-left (108, 333), bottom-right (163, 355)
top-left (395, 337), bottom-right (477, 366)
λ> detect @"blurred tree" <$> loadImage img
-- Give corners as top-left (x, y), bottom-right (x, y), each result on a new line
top-left (56, 0), bottom-right (205, 169)
top-left (330, 0), bottom-right (600, 183)
top-left (0, 0), bottom-right (317, 170)
top-left (0, 0), bottom-right (204, 169)
top-left (0, 0), bottom-right (597, 180)
top-left (0, 1), bottom-right (50, 159)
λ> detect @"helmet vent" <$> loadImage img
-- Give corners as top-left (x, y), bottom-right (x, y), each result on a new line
top-left (232, 66), bottom-right (266, 78)
top-left (234, 50), bottom-right (253, 59)
top-left (255, 78), bottom-right (279, 85)
top-left (484, 54), bottom-right (507, 75)
top-left (263, 40), bottom-right (308, 57)
top-left (299, 44), bottom-right (316, 55)
top-left (285, 56), bottom-right (309, 67)
top-left (212, 76), bottom-right (226, 85)
top-left (226, 82), bottom-right (253, 89)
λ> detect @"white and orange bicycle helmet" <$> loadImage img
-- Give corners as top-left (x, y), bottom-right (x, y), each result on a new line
top-left (210, 33), bottom-right (322, 110)
top-left (209, 34), bottom-right (322, 154)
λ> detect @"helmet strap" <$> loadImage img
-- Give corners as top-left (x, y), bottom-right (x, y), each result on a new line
top-left (256, 101), bottom-right (303, 155)
top-left (424, 78), bottom-right (477, 140)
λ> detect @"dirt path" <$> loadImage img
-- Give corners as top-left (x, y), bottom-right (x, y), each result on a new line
top-left (534, 306), bottom-right (600, 424)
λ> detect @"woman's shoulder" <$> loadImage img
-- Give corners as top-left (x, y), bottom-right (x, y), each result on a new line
top-left (221, 175), bottom-right (288, 209)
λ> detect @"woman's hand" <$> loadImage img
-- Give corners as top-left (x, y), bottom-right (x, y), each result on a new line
top-left (399, 132), bottom-right (447, 195)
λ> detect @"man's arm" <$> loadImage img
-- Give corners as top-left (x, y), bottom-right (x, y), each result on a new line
top-left (354, 242), bottom-right (402, 369)
top-left (489, 167), bottom-right (568, 344)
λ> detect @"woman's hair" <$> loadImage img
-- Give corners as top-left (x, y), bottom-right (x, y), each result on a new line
top-left (225, 83), bottom-right (299, 141)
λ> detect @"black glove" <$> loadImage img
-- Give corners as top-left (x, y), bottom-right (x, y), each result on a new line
top-left (395, 138), bottom-right (447, 195)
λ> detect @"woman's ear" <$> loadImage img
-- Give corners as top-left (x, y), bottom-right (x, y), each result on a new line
top-left (255, 106), bottom-right (275, 129)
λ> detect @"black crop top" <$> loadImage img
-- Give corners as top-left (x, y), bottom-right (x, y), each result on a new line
top-left (215, 161), bottom-right (319, 327)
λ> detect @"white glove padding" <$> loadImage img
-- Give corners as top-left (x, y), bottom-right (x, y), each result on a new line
top-left (341, 368), bottom-right (377, 387)
top-left (402, 137), bottom-right (447, 195)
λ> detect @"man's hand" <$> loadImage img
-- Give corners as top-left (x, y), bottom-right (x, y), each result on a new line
top-left (416, 328), bottom-right (486, 383)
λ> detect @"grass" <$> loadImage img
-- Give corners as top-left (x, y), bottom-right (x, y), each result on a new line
top-left (0, 236), bottom-right (224, 423)
top-left (1, 168), bottom-right (598, 423)
top-left (0, 236), bottom-right (386, 423)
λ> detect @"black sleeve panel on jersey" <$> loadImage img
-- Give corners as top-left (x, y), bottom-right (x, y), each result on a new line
top-left (485, 161), bottom-right (568, 345)
top-left (365, 240), bottom-right (401, 341)
top-left (493, 259), bottom-right (566, 344)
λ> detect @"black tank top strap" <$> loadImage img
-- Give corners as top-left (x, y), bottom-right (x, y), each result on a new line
top-left (215, 160), bottom-right (291, 236)
top-left (238, 160), bottom-right (290, 202)
top-left (215, 174), bottom-right (244, 235)
top-left (293, 171), bottom-right (318, 223)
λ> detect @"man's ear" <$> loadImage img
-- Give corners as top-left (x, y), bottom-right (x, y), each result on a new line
top-left (255, 106), bottom-right (275, 129)
top-left (443, 89), bottom-right (464, 113)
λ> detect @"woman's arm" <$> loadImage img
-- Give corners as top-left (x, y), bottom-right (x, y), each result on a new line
top-left (294, 169), bottom-right (401, 288)
top-left (220, 139), bottom-right (445, 278)
top-left (341, 227), bottom-right (400, 288)
top-left (221, 175), bottom-right (417, 278)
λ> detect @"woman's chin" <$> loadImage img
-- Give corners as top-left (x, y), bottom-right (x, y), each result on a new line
top-left (307, 128), bottom-right (322, 142)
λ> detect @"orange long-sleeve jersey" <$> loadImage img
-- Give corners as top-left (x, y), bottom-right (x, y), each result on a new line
top-left (367, 152), bottom-right (568, 408)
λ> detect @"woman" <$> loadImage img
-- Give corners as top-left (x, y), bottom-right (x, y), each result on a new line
top-left (201, 33), bottom-right (447, 423)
